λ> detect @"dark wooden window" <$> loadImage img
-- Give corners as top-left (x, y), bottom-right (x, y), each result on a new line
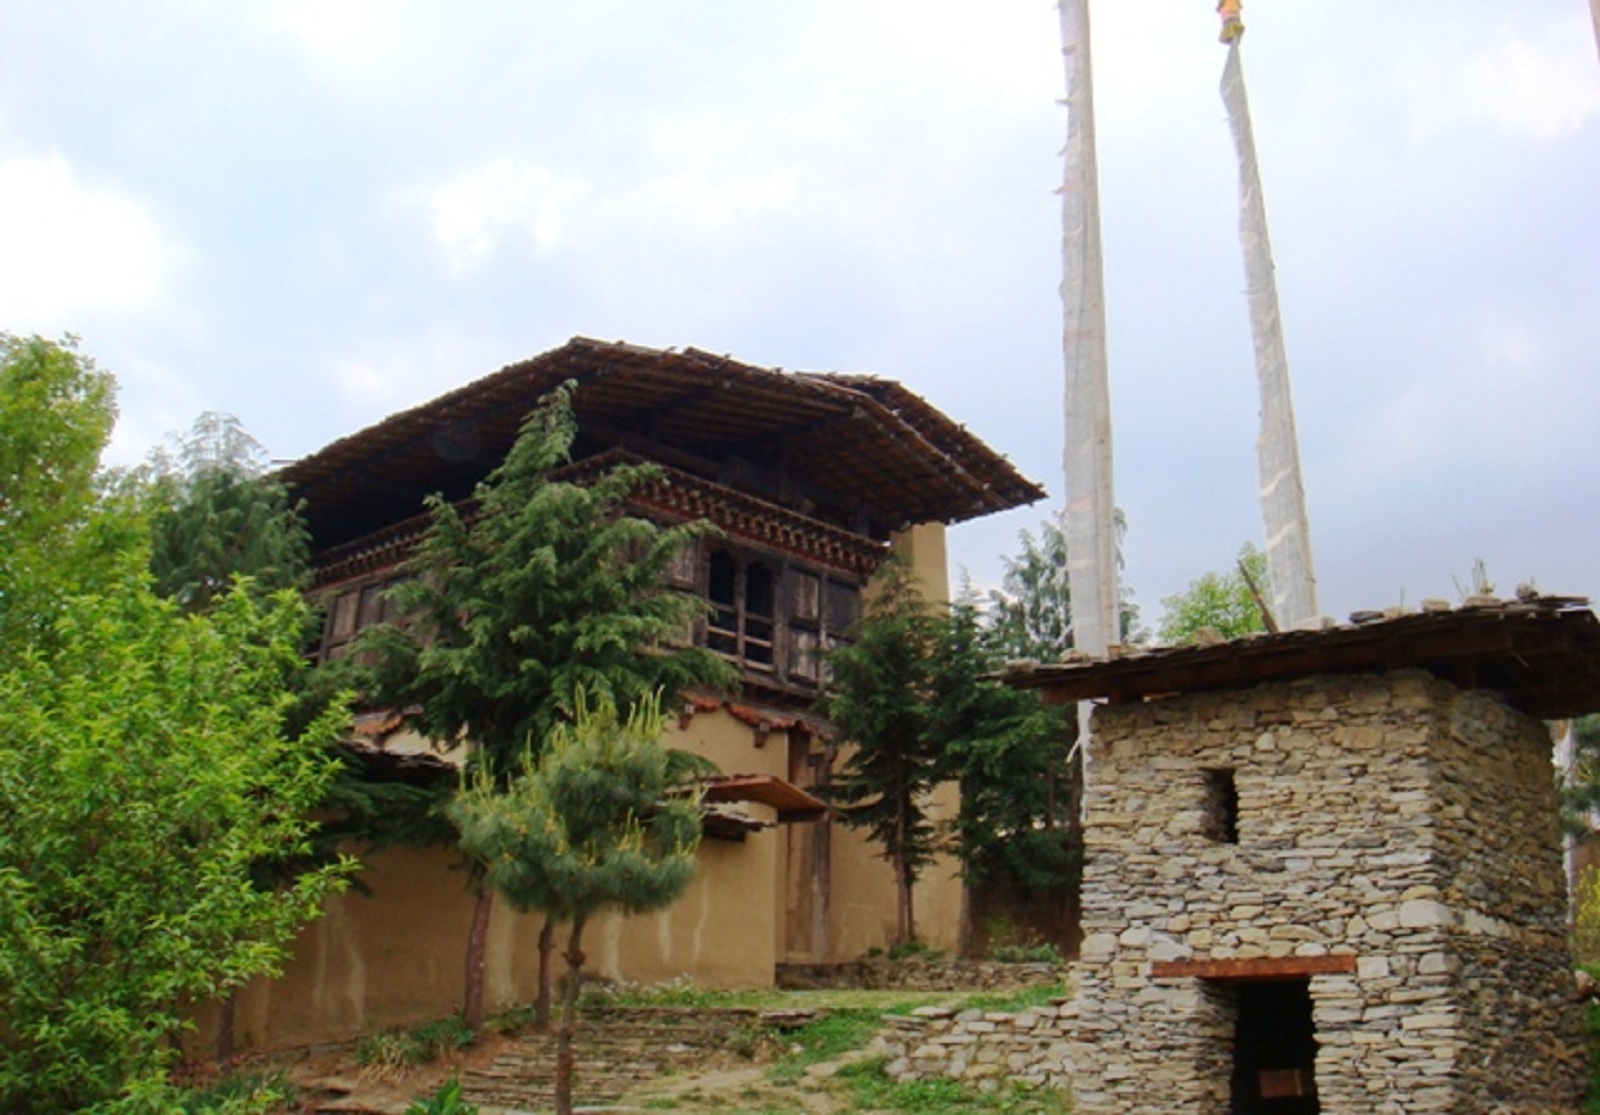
top-left (320, 575), bottom-right (407, 661)
top-left (704, 545), bottom-right (860, 689)
top-left (1203, 768), bottom-right (1240, 844)
top-left (706, 549), bottom-right (776, 672)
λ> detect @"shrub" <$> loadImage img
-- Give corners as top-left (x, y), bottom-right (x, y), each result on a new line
top-left (1576, 866), bottom-right (1600, 965)
top-left (405, 1076), bottom-right (478, 1115)
top-left (988, 942), bottom-right (1063, 965)
top-left (356, 1016), bottom-right (475, 1078)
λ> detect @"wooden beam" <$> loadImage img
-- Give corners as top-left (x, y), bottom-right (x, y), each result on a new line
top-left (1150, 955), bottom-right (1357, 981)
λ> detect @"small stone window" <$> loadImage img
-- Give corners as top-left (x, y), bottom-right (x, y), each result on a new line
top-left (1203, 768), bottom-right (1240, 844)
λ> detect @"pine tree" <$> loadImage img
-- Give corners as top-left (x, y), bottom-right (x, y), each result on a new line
top-left (449, 692), bottom-right (701, 1115)
top-left (358, 382), bottom-right (733, 1028)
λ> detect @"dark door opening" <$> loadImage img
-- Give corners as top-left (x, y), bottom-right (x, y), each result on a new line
top-left (1230, 979), bottom-right (1319, 1114)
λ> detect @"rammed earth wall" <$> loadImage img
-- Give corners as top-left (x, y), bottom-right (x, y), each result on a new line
top-left (1067, 670), bottom-right (1582, 1115)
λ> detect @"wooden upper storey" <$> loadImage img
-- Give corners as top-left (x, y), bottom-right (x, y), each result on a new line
top-left (280, 336), bottom-right (1044, 553)
top-left (281, 338), bottom-right (1044, 704)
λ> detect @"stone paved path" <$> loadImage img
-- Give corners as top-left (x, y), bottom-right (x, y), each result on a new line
top-left (461, 1006), bottom-right (761, 1113)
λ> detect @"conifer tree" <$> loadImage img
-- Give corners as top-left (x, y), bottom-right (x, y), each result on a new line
top-left (449, 692), bottom-right (701, 1115)
top-left (147, 412), bottom-right (311, 614)
top-left (936, 586), bottom-right (1079, 900)
top-left (359, 382), bottom-right (732, 1028)
top-left (819, 558), bottom-right (944, 946)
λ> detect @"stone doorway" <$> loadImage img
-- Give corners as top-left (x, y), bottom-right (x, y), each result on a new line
top-left (1225, 979), bottom-right (1318, 1114)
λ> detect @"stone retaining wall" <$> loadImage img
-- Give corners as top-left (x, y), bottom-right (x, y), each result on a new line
top-left (775, 959), bottom-right (1062, 992)
top-left (868, 1001), bottom-right (1073, 1090)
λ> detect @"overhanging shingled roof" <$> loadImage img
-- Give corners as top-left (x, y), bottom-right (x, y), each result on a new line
top-left (281, 337), bottom-right (1044, 548)
top-left (1002, 596), bottom-right (1600, 721)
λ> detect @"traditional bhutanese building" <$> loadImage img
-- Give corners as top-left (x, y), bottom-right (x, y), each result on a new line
top-left (217, 337), bottom-right (1042, 1049)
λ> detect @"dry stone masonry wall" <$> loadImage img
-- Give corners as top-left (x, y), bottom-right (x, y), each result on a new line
top-left (775, 959), bottom-right (1062, 993)
top-left (1067, 670), bottom-right (1582, 1115)
top-left (870, 1001), bottom-right (1073, 1090)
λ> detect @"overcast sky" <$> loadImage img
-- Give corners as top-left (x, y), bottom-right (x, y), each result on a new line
top-left (3, 2), bottom-right (1597, 631)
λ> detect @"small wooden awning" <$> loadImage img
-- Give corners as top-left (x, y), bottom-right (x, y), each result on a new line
top-left (700, 775), bottom-right (830, 823)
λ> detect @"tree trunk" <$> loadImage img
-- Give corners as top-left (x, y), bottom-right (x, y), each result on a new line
top-left (214, 988), bottom-right (238, 1062)
top-left (957, 874), bottom-right (973, 959)
top-left (463, 871), bottom-right (494, 1031)
top-left (894, 791), bottom-right (915, 946)
top-left (554, 914), bottom-right (588, 1115)
top-left (534, 916), bottom-right (556, 1031)
top-left (897, 859), bottom-right (916, 946)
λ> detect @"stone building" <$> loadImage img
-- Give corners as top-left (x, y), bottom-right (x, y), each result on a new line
top-left (212, 337), bottom-right (1041, 1050)
top-left (1007, 597), bottom-right (1600, 1114)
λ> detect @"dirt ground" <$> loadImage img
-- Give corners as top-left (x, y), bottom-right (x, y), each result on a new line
top-left (248, 1027), bottom-right (855, 1114)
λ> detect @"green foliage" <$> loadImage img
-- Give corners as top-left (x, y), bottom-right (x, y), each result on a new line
top-left (359, 381), bottom-right (733, 778)
top-left (405, 1076), bottom-right (478, 1115)
top-left (1563, 716), bottom-right (1600, 840)
top-left (451, 691), bottom-right (703, 1115)
top-left (0, 337), bottom-right (350, 1111)
top-left (820, 559), bottom-right (946, 945)
top-left (87, 1068), bottom-right (296, 1115)
top-left (956, 983), bottom-right (1064, 1014)
top-left (175, 1069), bottom-right (297, 1114)
top-left (938, 586), bottom-right (1080, 897)
top-left (356, 1016), bottom-right (474, 1077)
top-left (886, 939), bottom-right (945, 962)
top-left (1583, 972), bottom-right (1600, 1115)
top-left (0, 581), bottom-right (352, 1110)
top-left (986, 516), bottom-right (1140, 657)
top-left (986, 942), bottom-right (1064, 965)
top-left (825, 529), bottom-right (1097, 935)
top-left (836, 1058), bottom-right (1070, 1114)
top-left (1157, 543), bottom-right (1270, 645)
top-left (147, 412), bottom-right (312, 615)
top-left (449, 692), bottom-right (702, 923)
top-left (1576, 866), bottom-right (1600, 965)
top-left (767, 1009), bottom-right (887, 1081)
top-left (0, 333), bottom-right (134, 649)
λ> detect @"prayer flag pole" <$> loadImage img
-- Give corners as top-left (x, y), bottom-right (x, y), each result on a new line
top-left (1058, 0), bottom-right (1118, 662)
top-left (1217, 0), bottom-right (1320, 629)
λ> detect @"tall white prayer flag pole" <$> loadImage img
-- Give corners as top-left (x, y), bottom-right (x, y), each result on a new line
top-left (1058, 0), bottom-right (1118, 662)
top-left (1217, 0), bottom-right (1319, 630)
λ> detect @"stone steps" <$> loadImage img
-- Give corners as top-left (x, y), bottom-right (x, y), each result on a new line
top-left (461, 1007), bottom-right (759, 1112)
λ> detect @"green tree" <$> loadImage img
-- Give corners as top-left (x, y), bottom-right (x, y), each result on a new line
top-left (956, 516), bottom-right (1144, 915)
top-left (0, 337), bottom-right (349, 1110)
top-left (147, 412), bottom-right (312, 614)
top-left (936, 586), bottom-right (1079, 902)
top-left (1560, 714), bottom-right (1600, 838)
top-left (449, 692), bottom-right (701, 1115)
top-left (820, 558), bottom-right (944, 947)
top-left (986, 516), bottom-right (1141, 657)
top-left (359, 382), bottom-right (732, 1028)
top-left (1157, 543), bottom-right (1271, 645)
top-left (0, 333), bottom-right (132, 649)
top-left (145, 411), bottom-right (409, 1060)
